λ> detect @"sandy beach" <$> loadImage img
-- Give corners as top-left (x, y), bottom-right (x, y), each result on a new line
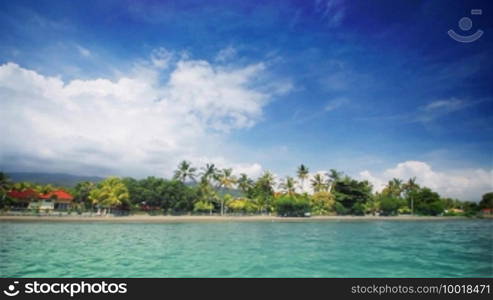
top-left (0, 215), bottom-right (478, 223)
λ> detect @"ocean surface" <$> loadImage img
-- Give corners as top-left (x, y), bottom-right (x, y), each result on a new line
top-left (0, 220), bottom-right (492, 277)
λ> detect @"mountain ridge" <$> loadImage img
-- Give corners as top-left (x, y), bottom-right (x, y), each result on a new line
top-left (5, 172), bottom-right (104, 187)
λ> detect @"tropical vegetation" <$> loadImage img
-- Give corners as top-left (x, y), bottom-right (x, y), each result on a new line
top-left (0, 162), bottom-right (491, 217)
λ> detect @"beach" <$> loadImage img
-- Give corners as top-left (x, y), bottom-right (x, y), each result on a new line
top-left (0, 214), bottom-right (477, 223)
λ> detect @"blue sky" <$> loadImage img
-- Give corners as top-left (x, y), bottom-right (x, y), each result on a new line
top-left (0, 0), bottom-right (492, 200)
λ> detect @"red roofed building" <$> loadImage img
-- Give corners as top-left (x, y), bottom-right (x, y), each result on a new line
top-left (481, 208), bottom-right (493, 215)
top-left (39, 190), bottom-right (74, 201)
top-left (7, 189), bottom-right (38, 201)
top-left (38, 190), bottom-right (74, 210)
top-left (7, 189), bottom-right (38, 208)
top-left (8, 189), bottom-right (74, 210)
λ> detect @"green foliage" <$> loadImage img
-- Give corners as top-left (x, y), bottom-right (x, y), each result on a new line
top-left (247, 171), bottom-right (275, 213)
top-left (280, 176), bottom-right (297, 195)
top-left (237, 173), bottom-right (254, 195)
top-left (462, 202), bottom-right (480, 216)
top-left (0, 172), bottom-right (13, 208)
top-left (2, 164), bottom-right (485, 217)
top-left (351, 202), bottom-right (365, 216)
top-left (382, 178), bottom-right (403, 198)
top-left (216, 168), bottom-right (237, 190)
top-left (227, 198), bottom-right (257, 214)
top-left (173, 160), bottom-right (196, 183)
top-left (479, 192), bottom-right (493, 209)
top-left (274, 195), bottom-right (310, 217)
top-left (413, 188), bottom-right (443, 216)
top-left (309, 191), bottom-right (335, 215)
top-left (297, 164), bottom-right (309, 192)
top-left (398, 206), bottom-right (411, 214)
top-left (89, 177), bottom-right (129, 208)
top-left (379, 195), bottom-right (405, 216)
top-left (332, 174), bottom-right (373, 214)
top-left (297, 164), bottom-right (309, 181)
top-left (122, 177), bottom-right (196, 212)
top-left (193, 201), bottom-right (214, 213)
top-left (200, 163), bottom-right (217, 183)
top-left (443, 210), bottom-right (462, 217)
top-left (310, 173), bottom-right (329, 193)
top-left (196, 180), bottom-right (218, 212)
top-left (74, 181), bottom-right (96, 208)
top-left (334, 201), bottom-right (349, 215)
top-left (364, 196), bottom-right (380, 216)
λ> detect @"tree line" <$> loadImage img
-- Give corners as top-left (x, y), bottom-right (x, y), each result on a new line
top-left (1, 163), bottom-right (492, 216)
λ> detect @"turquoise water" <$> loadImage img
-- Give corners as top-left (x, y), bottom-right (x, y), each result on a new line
top-left (0, 220), bottom-right (492, 277)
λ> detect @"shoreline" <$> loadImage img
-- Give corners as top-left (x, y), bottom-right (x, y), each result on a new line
top-left (0, 215), bottom-right (483, 223)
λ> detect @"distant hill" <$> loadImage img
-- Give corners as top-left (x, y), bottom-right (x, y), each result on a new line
top-left (5, 172), bottom-right (104, 187)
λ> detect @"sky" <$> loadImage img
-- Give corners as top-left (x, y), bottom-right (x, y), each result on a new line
top-left (0, 0), bottom-right (492, 201)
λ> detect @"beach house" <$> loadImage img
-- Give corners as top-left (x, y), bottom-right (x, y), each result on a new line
top-left (38, 190), bottom-right (74, 210)
top-left (7, 189), bottom-right (74, 211)
top-left (6, 189), bottom-right (38, 208)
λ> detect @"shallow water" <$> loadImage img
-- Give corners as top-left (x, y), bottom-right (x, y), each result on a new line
top-left (0, 220), bottom-right (492, 277)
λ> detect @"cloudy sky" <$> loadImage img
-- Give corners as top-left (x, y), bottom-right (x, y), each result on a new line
top-left (0, 0), bottom-right (492, 200)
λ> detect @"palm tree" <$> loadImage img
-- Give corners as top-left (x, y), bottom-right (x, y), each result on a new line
top-left (0, 172), bottom-right (12, 190)
top-left (237, 173), bottom-right (253, 194)
top-left (0, 172), bottom-right (12, 203)
top-left (311, 173), bottom-right (327, 193)
top-left (13, 182), bottom-right (34, 191)
top-left (328, 169), bottom-right (342, 182)
top-left (296, 164), bottom-right (309, 193)
top-left (200, 163), bottom-right (217, 184)
top-left (256, 171), bottom-right (275, 213)
top-left (196, 163), bottom-right (219, 214)
top-left (216, 168), bottom-right (237, 215)
top-left (326, 169), bottom-right (343, 193)
top-left (217, 168), bottom-right (236, 190)
top-left (75, 181), bottom-right (96, 211)
top-left (403, 177), bottom-right (419, 215)
top-left (89, 177), bottom-right (129, 215)
top-left (37, 184), bottom-right (55, 195)
top-left (365, 195), bottom-right (380, 216)
top-left (258, 171), bottom-right (275, 193)
top-left (281, 176), bottom-right (297, 196)
top-left (173, 160), bottom-right (197, 183)
top-left (197, 179), bottom-right (218, 215)
top-left (388, 178), bottom-right (403, 197)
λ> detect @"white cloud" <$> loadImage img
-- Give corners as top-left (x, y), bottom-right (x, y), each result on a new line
top-left (76, 45), bottom-right (91, 57)
top-left (150, 47), bottom-right (173, 69)
top-left (359, 170), bottom-right (386, 192)
top-left (316, 0), bottom-right (345, 28)
top-left (232, 163), bottom-right (263, 178)
top-left (359, 161), bottom-right (493, 201)
top-left (0, 51), bottom-right (290, 178)
top-left (215, 46), bottom-right (237, 62)
top-left (423, 98), bottom-right (464, 112)
top-left (416, 97), bottom-right (470, 123)
top-left (325, 98), bottom-right (349, 111)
